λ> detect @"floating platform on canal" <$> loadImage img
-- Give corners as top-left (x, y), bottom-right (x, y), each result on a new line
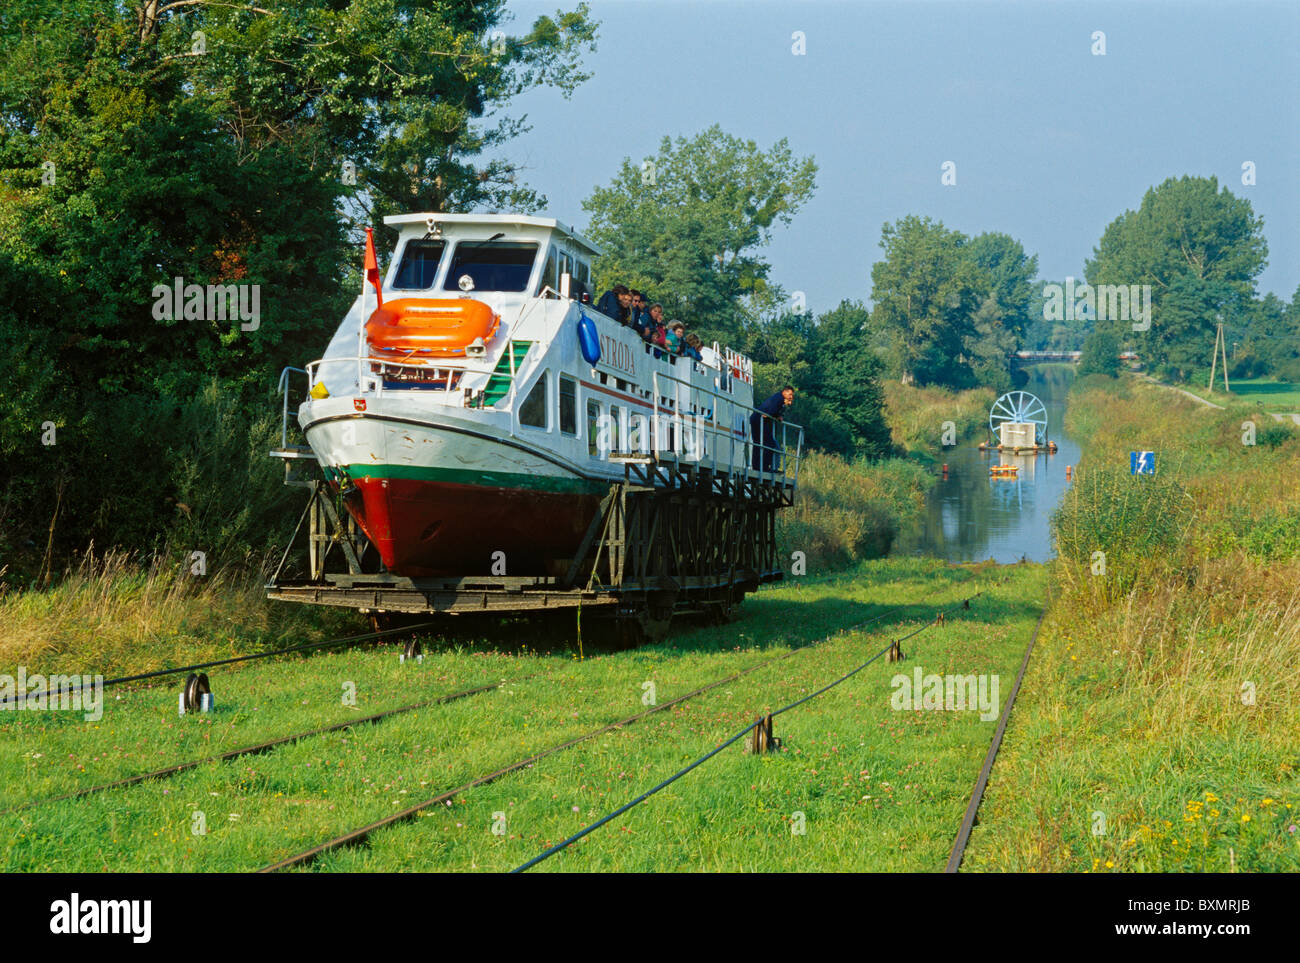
top-left (979, 440), bottom-right (1058, 453)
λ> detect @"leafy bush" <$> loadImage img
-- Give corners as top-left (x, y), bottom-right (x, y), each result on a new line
top-left (1257, 422), bottom-right (1297, 448)
top-left (881, 382), bottom-right (995, 456)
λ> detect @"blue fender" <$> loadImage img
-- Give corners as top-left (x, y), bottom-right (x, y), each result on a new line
top-left (577, 312), bottom-right (601, 365)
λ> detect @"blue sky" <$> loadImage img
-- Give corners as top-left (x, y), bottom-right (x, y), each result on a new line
top-left (500, 0), bottom-right (1299, 316)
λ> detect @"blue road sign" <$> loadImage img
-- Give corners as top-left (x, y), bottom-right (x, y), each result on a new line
top-left (1130, 451), bottom-right (1155, 475)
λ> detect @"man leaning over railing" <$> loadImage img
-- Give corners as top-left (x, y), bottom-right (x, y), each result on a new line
top-left (750, 385), bottom-right (795, 472)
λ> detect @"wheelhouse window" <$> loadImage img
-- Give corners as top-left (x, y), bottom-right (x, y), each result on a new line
top-left (559, 376), bottom-right (577, 435)
top-left (392, 239), bottom-right (446, 290)
top-left (519, 372), bottom-right (549, 429)
top-left (443, 240), bottom-right (539, 293)
top-left (538, 246), bottom-right (558, 296)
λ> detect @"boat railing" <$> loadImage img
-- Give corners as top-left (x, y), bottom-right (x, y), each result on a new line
top-left (276, 366), bottom-right (308, 450)
top-left (645, 369), bottom-right (803, 490)
top-left (305, 355), bottom-right (474, 403)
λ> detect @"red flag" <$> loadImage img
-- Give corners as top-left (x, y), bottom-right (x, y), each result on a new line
top-left (364, 226), bottom-right (383, 309)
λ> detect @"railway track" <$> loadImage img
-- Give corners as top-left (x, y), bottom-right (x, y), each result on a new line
top-left (8, 574), bottom-right (1033, 874)
top-left (0, 620), bottom-right (444, 710)
top-left (1, 591), bottom-right (850, 818)
top-left (945, 594), bottom-right (1050, 872)
top-left (0, 679), bottom-right (503, 817)
top-left (258, 584), bottom-right (986, 872)
top-left (509, 581), bottom-right (1046, 873)
top-left (0, 618), bottom-right (559, 816)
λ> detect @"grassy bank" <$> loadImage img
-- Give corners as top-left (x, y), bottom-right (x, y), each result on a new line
top-left (0, 551), bottom-right (354, 679)
top-left (966, 373), bottom-right (1300, 871)
top-left (1, 556), bottom-right (1045, 872)
top-left (776, 454), bottom-right (930, 572)
top-left (881, 382), bottom-right (996, 459)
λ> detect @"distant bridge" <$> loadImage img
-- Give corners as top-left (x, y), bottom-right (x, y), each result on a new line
top-left (1016, 350), bottom-right (1081, 361)
top-left (1014, 351), bottom-right (1139, 363)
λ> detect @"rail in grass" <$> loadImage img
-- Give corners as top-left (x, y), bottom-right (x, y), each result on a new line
top-left (259, 586), bottom-right (986, 873)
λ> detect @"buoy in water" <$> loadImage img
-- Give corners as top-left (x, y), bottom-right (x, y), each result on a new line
top-left (1066, 465), bottom-right (1073, 480)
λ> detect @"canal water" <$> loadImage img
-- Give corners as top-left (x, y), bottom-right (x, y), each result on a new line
top-left (891, 365), bottom-right (1082, 564)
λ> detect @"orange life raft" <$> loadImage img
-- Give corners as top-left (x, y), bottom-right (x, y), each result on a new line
top-left (365, 298), bottom-right (500, 361)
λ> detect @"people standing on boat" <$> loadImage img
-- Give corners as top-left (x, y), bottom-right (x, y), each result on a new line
top-left (629, 290), bottom-right (648, 332)
top-left (636, 302), bottom-right (661, 342)
top-left (596, 284), bottom-right (630, 324)
top-left (750, 386), bottom-right (795, 472)
top-left (683, 332), bottom-right (705, 362)
top-left (666, 321), bottom-right (684, 355)
top-left (652, 318), bottom-right (669, 356)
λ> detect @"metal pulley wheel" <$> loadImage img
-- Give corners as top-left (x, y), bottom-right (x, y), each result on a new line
top-left (989, 391), bottom-right (1048, 445)
top-left (182, 672), bottom-right (211, 712)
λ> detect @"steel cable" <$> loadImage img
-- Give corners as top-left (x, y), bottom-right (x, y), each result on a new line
top-left (509, 608), bottom-right (962, 873)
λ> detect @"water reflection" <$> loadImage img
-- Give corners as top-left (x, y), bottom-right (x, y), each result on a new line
top-left (891, 366), bottom-right (1082, 563)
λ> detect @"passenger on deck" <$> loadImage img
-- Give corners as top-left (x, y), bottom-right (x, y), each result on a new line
top-left (683, 332), bottom-right (705, 362)
top-left (596, 284), bottom-right (631, 324)
top-left (642, 303), bottom-right (665, 342)
top-left (750, 385), bottom-right (795, 472)
top-left (629, 290), bottom-right (648, 333)
top-left (647, 306), bottom-right (668, 358)
top-left (665, 321), bottom-right (684, 355)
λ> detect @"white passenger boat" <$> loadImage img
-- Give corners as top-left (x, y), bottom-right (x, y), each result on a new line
top-left (290, 213), bottom-right (800, 576)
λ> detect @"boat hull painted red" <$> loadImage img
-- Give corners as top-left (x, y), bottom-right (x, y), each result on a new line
top-left (340, 476), bottom-right (603, 576)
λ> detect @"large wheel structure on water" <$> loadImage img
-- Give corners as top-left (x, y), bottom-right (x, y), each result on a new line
top-left (989, 390), bottom-right (1048, 446)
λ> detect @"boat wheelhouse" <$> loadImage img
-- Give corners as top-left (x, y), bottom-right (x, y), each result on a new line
top-left (283, 213), bottom-right (801, 577)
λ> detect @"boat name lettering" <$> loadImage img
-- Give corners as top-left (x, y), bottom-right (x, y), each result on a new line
top-left (598, 335), bottom-right (635, 375)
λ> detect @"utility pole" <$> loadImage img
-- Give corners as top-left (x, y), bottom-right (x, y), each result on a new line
top-left (1207, 314), bottom-right (1230, 394)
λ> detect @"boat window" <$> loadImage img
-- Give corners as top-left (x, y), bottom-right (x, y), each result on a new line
top-left (444, 240), bottom-right (539, 293)
top-left (610, 406), bottom-right (622, 453)
top-left (559, 376), bottom-right (577, 435)
top-left (628, 412), bottom-right (645, 454)
top-left (587, 399), bottom-right (602, 457)
top-left (538, 246), bottom-right (558, 297)
top-left (392, 239), bottom-right (446, 290)
top-left (519, 371), bottom-right (548, 429)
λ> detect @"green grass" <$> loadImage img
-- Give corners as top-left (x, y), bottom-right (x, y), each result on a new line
top-left (1183, 377), bottom-right (1300, 412)
top-left (882, 381), bottom-right (995, 458)
top-left (1, 557), bottom-right (1046, 872)
top-left (777, 453), bottom-right (931, 568)
top-left (0, 549), bottom-right (357, 678)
